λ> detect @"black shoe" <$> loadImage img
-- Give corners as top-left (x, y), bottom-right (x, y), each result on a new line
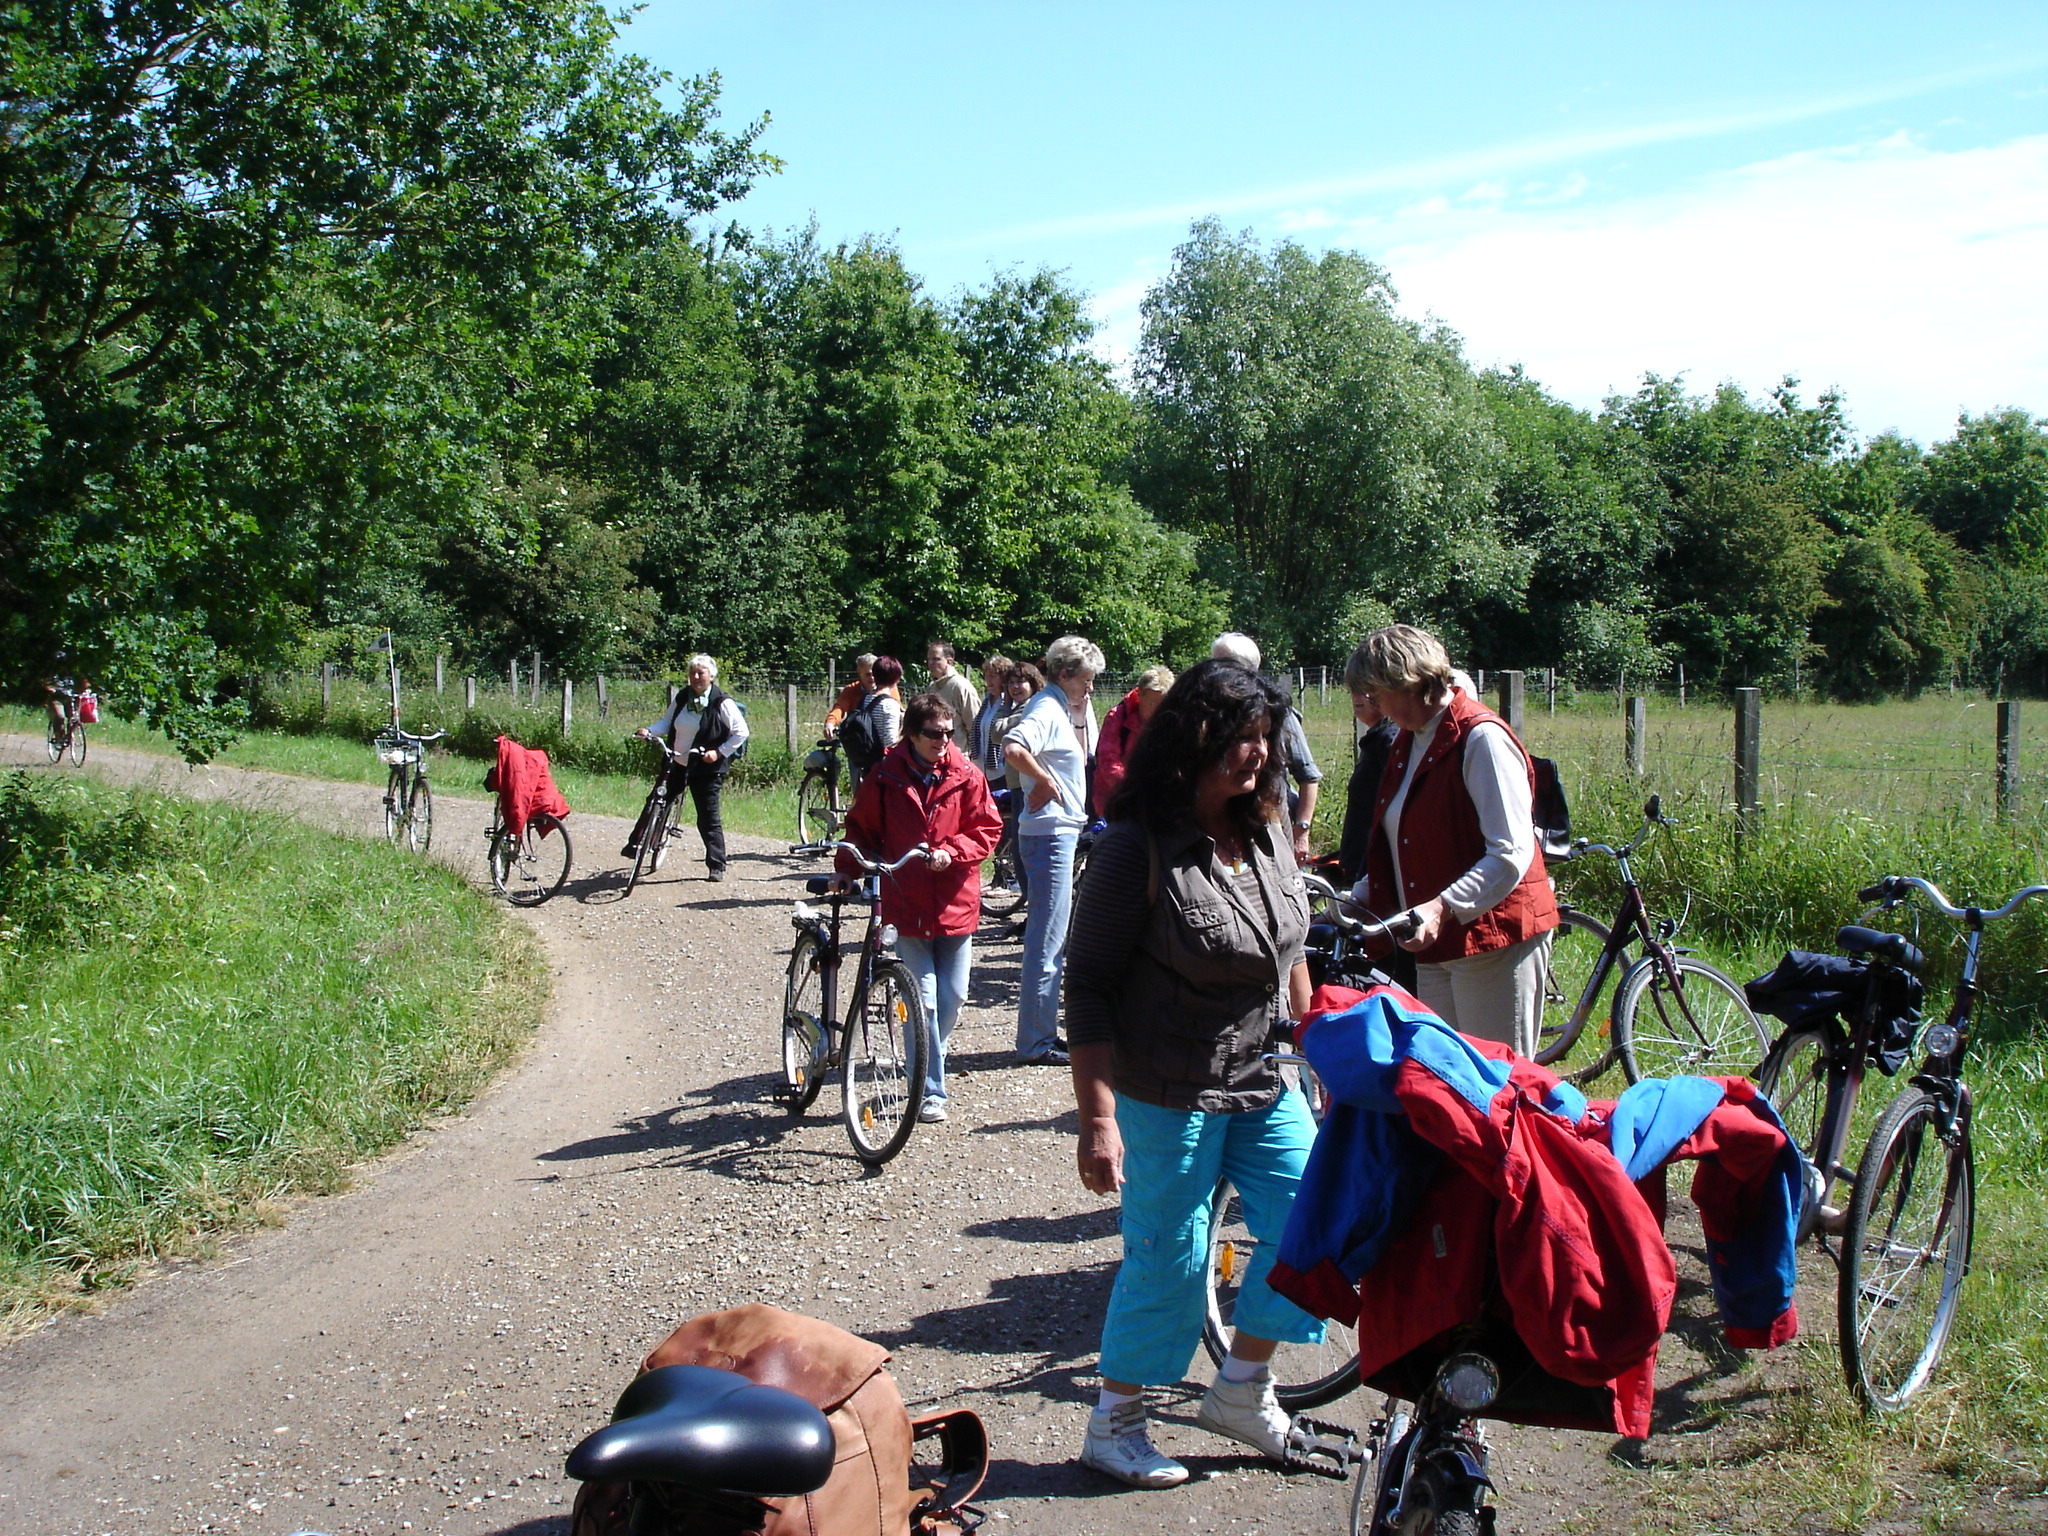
top-left (1018, 1047), bottom-right (1070, 1067)
top-left (620, 843), bottom-right (639, 860)
top-left (707, 868), bottom-right (726, 883)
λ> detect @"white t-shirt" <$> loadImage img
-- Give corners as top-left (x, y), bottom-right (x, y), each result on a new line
top-left (1007, 687), bottom-right (1088, 836)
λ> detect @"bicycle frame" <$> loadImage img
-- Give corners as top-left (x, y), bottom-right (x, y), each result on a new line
top-left (1555, 801), bottom-right (1704, 1054)
top-left (786, 844), bottom-right (928, 1086)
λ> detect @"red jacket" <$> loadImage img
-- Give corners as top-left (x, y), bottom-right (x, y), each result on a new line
top-left (1365, 689), bottom-right (1556, 963)
top-left (837, 740), bottom-right (1003, 938)
top-left (490, 735), bottom-right (570, 838)
top-left (1091, 688), bottom-right (1146, 809)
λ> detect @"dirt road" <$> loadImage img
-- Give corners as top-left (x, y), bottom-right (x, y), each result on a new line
top-left (0, 739), bottom-right (1755, 1535)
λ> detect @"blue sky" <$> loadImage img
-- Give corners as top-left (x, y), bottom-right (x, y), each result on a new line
top-left (626, 2), bottom-right (2048, 445)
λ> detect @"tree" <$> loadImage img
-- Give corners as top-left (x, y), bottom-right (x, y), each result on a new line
top-left (1132, 220), bottom-right (1514, 664)
top-left (1919, 409), bottom-right (2048, 559)
top-left (1, 1), bottom-right (769, 753)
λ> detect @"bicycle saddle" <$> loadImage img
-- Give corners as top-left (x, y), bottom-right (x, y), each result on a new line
top-left (1836, 925), bottom-right (1926, 975)
top-left (564, 1364), bottom-right (835, 1497)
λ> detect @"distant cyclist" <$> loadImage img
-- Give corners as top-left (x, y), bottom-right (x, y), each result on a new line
top-left (42, 655), bottom-right (91, 736)
top-left (625, 654), bottom-right (749, 883)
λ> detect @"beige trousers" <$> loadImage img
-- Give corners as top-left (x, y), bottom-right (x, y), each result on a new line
top-left (1413, 928), bottom-right (1554, 1058)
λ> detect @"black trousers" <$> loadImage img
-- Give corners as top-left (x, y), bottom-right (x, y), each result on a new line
top-left (632, 758), bottom-right (731, 871)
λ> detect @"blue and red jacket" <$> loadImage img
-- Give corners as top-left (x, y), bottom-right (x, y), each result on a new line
top-left (1269, 984), bottom-right (1801, 1438)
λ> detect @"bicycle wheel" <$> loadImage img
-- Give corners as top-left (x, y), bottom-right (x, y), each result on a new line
top-left (1755, 1026), bottom-right (1836, 1168)
top-left (980, 835), bottom-right (1026, 919)
top-left (384, 766), bottom-right (407, 843)
top-left (503, 812), bottom-right (573, 906)
top-left (1615, 955), bottom-right (1769, 1083)
top-left (841, 959), bottom-right (928, 1165)
top-left (781, 929), bottom-right (831, 1113)
top-left (45, 714), bottom-right (65, 763)
top-left (68, 720), bottom-right (86, 766)
top-left (487, 823), bottom-right (514, 898)
top-left (406, 774), bottom-right (433, 852)
top-left (1839, 1086), bottom-right (1974, 1411)
top-left (795, 770), bottom-right (837, 851)
top-left (1532, 908), bottom-right (1618, 1083)
top-left (650, 795), bottom-right (685, 872)
top-left (625, 791), bottom-right (663, 895)
top-left (1203, 1176), bottom-right (1362, 1410)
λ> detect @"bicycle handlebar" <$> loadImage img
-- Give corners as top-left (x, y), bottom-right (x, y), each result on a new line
top-left (1858, 874), bottom-right (2048, 922)
top-left (633, 735), bottom-right (708, 763)
top-left (1572, 794), bottom-right (1675, 863)
top-left (382, 727), bottom-right (446, 743)
top-left (1301, 874), bottom-right (1425, 945)
top-left (833, 841), bottom-right (934, 875)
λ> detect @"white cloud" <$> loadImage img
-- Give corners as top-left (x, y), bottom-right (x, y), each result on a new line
top-left (1376, 131), bottom-right (2048, 442)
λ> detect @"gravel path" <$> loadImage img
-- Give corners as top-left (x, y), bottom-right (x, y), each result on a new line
top-left (0, 738), bottom-right (1784, 1535)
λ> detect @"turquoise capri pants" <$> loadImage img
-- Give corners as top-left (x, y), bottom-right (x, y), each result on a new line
top-left (1097, 1086), bottom-right (1326, 1387)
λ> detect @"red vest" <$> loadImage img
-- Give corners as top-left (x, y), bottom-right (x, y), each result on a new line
top-left (1364, 691), bottom-right (1557, 964)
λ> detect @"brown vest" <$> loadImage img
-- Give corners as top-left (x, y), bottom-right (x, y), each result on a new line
top-left (1364, 691), bottom-right (1557, 964)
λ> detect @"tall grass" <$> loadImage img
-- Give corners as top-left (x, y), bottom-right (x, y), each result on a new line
top-left (0, 772), bottom-right (544, 1330)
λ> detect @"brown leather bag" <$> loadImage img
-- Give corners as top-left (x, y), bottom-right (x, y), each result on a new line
top-left (570, 1304), bottom-right (986, 1536)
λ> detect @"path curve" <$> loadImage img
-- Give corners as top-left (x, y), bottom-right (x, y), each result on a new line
top-left (0, 738), bottom-right (1723, 1535)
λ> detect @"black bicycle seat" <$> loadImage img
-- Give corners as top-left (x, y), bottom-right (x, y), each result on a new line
top-left (1836, 925), bottom-right (1926, 975)
top-left (564, 1364), bottom-right (834, 1498)
top-left (805, 874), bottom-right (834, 896)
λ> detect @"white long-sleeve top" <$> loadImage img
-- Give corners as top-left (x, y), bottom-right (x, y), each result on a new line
top-left (646, 691), bottom-right (750, 754)
top-left (1352, 707), bottom-right (1535, 921)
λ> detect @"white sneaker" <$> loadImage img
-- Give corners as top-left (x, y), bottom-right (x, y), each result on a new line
top-left (917, 1100), bottom-right (948, 1123)
top-left (1080, 1400), bottom-right (1188, 1488)
top-left (1196, 1372), bottom-right (1290, 1460)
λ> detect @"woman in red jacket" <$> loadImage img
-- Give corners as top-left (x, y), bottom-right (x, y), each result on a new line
top-left (834, 692), bottom-right (1004, 1122)
top-left (1090, 665), bottom-right (1173, 811)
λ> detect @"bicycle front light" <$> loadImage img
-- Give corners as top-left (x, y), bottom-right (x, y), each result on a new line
top-left (1436, 1353), bottom-right (1500, 1413)
top-left (879, 923), bottom-right (899, 948)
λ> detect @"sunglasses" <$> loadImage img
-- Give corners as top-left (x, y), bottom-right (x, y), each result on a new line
top-left (916, 726), bottom-right (952, 741)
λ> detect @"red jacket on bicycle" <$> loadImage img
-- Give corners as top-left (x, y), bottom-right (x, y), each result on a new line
top-left (837, 737), bottom-right (1003, 939)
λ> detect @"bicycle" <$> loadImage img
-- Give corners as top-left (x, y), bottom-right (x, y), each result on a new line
top-left (44, 690), bottom-right (86, 766)
top-left (792, 737), bottom-right (850, 854)
top-left (1536, 794), bottom-right (1769, 1085)
top-left (1200, 891), bottom-right (1421, 1411)
top-left (626, 737), bottom-right (700, 895)
top-left (1753, 873), bottom-right (2032, 1411)
top-left (485, 801), bottom-right (573, 906)
top-left (375, 727), bottom-right (443, 852)
top-left (978, 786), bottom-right (1026, 919)
top-left (776, 842), bottom-right (934, 1166)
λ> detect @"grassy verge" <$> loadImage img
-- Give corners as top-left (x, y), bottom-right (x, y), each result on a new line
top-left (0, 770), bottom-right (546, 1335)
top-left (4, 704), bottom-right (803, 840)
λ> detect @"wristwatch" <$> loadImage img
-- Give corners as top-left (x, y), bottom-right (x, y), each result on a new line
top-left (1292, 818), bottom-right (1313, 832)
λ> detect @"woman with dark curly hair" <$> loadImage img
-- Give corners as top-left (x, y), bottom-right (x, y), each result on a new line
top-left (1062, 658), bottom-right (1319, 1488)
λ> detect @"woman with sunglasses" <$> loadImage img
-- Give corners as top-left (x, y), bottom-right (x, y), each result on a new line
top-left (834, 692), bottom-right (1004, 1122)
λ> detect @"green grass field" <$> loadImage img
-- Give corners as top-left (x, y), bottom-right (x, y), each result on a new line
top-left (0, 770), bottom-right (545, 1333)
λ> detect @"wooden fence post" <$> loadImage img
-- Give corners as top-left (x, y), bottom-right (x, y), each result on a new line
top-left (785, 682), bottom-right (799, 752)
top-left (1545, 668), bottom-right (1556, 715)
top-left (560, 678), bottom-right (573, 736)
top-left (1624, 694), bottom-right (1647, 776)
top-left (435, 652), bottom-right (444, 695)
top-left (320, 661), bottom-right (333, 718)
top-left (463, 675), bottom-right (476, 711)
top-left (828, 657), bottom-right (837, 697)
top-left (667, 681), bottom-right (679, 715)
top-left (1474, 668), bottom-right (1486, 695)
top-left (509, 657), bottom-right (518, 695)
top-left (1319, 665), bottom-right (1327, 706)
top-left (1998, 700), bottom-right (2021, 823)
top-left (597, 673), bottom-right (608, 720)
top-left (1499, 671), bottom-right (1525, 735)
top-left (530, 648), bottom-right (541, 705)
top-left (1677, 664), bottom-right (1687, 710)
top-left (1734, 687), bottom-right (1763, 829)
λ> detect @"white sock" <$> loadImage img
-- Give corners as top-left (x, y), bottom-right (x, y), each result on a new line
top-left (1219, 1354), bottom-right (1269, 1384)
top-left (1093, 1386), bottom-right (1140, 1417)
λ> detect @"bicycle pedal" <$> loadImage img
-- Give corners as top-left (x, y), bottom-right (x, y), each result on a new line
top-left (1281, 1415), bottom-right (1363, 1479)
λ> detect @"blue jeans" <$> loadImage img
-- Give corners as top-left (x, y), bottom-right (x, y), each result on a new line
top-left (894, 933), bottom-right (971, 1104)
top-left (1098, 1090), bottom-right (1325, 1387)
top-left (1016, 828), bottom-right (1076, 1056)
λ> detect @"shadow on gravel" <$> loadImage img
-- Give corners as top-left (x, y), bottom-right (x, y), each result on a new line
top-left (867, 1262), bottom-right (1117, 1401)
top-left (533, 1077), bottom-right (879, 1187)
top-left (483, 1519), bottom-right (569, 1536)
top-left (961, 1208), bottom-right (1119, 1244)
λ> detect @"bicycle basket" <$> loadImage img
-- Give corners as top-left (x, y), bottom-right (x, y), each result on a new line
top-left (375, 734), bottom-right (421, 767)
